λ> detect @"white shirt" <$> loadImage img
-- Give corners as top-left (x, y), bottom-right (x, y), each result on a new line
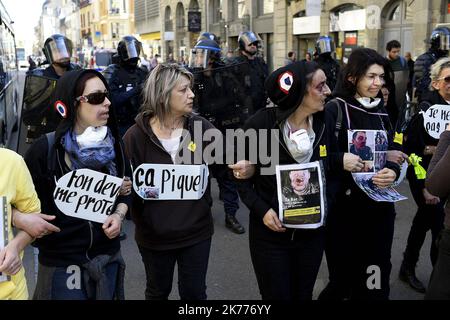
top-left (159, 135), bottom-right (181, 163)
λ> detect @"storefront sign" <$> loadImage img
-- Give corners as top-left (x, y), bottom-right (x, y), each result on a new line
top-left (293, 16), bottom-right (321, 35)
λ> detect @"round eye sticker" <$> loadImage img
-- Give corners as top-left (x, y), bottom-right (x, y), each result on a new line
top-left (422, 104), bottom-right (450, 139)
top-left (55, 100), bottom-right (68, 118)
top-left (278, 71), bottom-right (294, 94)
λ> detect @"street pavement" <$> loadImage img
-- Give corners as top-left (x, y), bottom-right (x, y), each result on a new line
top-left (22, 179), bottom-right (432, 300)
top-left (14, 71), bottom-right (433, 300)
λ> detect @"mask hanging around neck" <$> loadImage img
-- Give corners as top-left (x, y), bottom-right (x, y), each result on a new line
top-left (356, 97), bottom-right (381, 109)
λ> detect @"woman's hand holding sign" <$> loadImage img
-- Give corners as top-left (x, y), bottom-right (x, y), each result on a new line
top-left (372, 168), bottom-right (397, 188)
top-left (0, 241), bottom-right (22, 276)
top-left (263, 209), bottom-right (286, 232)
top-left (343, 153), bottom-right (364, 172)
top-left (119, 176), bottom-right (132, 196)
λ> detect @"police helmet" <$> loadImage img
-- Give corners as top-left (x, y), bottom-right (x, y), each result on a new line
top-left (117, 36), bottom-right (143, 61)
top-left (238, 31), bottom-right (260, 50)
top-left (43, 34), bottom-right (73, 65)
top-left (197, 32), bottom-right (219, 44)
top-left (315, 36), bottom-right (336, 55)
top-left (430, 27), bottom-right (450, 51)
top-left (189, 39), bottom-right (221, 69)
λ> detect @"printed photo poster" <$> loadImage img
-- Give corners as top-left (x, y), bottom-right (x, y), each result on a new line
top-left (133, 164), bottom-right (209, 200)
top-left (0, 196), bottom-right (11, 283)
top-left (348, 129), bottom-right (407, 202)
top-left (276, 161), bottom-right (326, 229)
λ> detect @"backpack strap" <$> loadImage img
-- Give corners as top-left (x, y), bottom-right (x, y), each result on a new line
top-left (45, 132), bottom-right (56, 175)
top-left (331, 98), bottom-right (343, 139)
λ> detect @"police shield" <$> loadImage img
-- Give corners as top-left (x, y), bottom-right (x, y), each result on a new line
top-left (191, 62), bottom-right (253, 131)
top-left (21, 73), bottom-right (58, 143)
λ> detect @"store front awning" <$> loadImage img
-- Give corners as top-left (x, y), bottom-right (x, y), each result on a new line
top-left (140, 32), bottom-right (161, 41)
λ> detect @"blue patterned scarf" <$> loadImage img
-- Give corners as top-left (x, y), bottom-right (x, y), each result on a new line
top-left (62, 128), bottom-right (117, 176)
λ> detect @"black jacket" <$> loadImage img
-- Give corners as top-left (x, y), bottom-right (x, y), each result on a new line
top-left (404, 90), bottom-right (448, 190)
top-left (24, 134), bottom-right (131, 267)
top-left (324, 95), bottom-right (401, 205)
top-left (103, 64), bottom-right (148, 129)
top-left (232, 55), bottom-right (268, 113)
top-left (123, 113), bottom-right (217, 250)
top-left (236, 107), bottom-right (330, 242)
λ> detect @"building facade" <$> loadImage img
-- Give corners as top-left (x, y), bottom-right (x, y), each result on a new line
top-left (135, 0), bottom-right (162, 58)
top-left (158, 0), bottom-right (450, 72)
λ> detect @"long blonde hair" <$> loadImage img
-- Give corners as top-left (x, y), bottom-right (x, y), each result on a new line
top-left (141, 63), bottom-right (194, 123)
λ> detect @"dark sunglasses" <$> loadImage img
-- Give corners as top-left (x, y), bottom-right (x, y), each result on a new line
top-left (437, 76), bottom-right (450, 83)
top-left (248, 42), bottom-right (259, 47)
top-left (76, 91), bottom-right (110, 105)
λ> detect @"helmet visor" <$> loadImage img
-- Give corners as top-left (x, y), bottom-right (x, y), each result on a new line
top-left (240, 32), bottom-right (259, 46)
top-left (120, 40), bottom-right (142, 60)
top-left (47, 37), bottom-right (73, 64)
top-left (188, 48), bottom-right (217, 69)
top-left (316, 38), bottom-right (335, 55)
top-left (440, 34), bottom-right (450, 50)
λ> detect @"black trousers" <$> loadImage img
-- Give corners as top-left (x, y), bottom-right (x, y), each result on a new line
top-left (425, 228), bottom-right (450, 299)
top-left (403, 181), bottom-right (445, 266)
top-left (138, 238), bottom-right (211, 300)
top-left (322, 191), bottom-right (396, 300)
top-left (249, 225), bottom-right (325, 300)
top-left (211, 164), bottom-right (240, 216)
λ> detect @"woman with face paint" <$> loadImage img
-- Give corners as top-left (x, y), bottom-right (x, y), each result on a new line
top-left (21, 69), bottom-right (132, 300)
top-left (235, 61), bottom-right (332, 300)
top-left (320, 48), bottom-right (401, 300)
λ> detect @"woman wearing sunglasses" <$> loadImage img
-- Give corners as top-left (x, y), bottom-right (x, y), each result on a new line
top-left (399, 58), bottom-right (449, 293)
top-left (22, 69), bottom-right (132, 300)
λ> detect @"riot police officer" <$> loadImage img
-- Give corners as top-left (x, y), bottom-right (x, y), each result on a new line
top-left (189, 37), bottom-right (250, 234)
top-left (103, 36), bottom-right (148, 136)
top-left (231, 31), bottom-right (268, 113)
top-left (414, 26), bottom-right (450, 102)
top-left (315, 35), bottom-right (340, 92)
top-left (22, 34), bottom-right (80, 142)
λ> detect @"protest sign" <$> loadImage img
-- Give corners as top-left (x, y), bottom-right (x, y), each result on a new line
top-left (53, 169), bottom-right (123, 223)
top-left (0, 196), bottom-right (10, 283)
top-left (276, 161), bottom-right (326, 229)
top-left (422, 104), bottom-right (450, 139)
top-left (133, 164), bottom-right (209, 200)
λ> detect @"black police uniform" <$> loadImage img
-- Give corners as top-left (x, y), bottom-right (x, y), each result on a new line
top-left (22, 63), bottom-right (80, 142)
top-left (231, 55), bottom-right (268, 113)
top-left (315, 53), bottom-right (340, 92)
top-left (103, 63), bottom-right (148, 137)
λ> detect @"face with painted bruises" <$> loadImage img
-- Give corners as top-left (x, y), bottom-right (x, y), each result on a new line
top-left (301, 69), bottom-right (331, 113)
top-left (76, 77), bottom-right (111, 129)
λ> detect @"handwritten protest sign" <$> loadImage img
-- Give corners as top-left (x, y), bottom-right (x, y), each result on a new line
top-left (133, 164), bottom-right (209, 200)
top-left (53, 169), bottom-right (123, 223)
top-left (0, 196), bottom-right (10, 283)
top-left (422, 104), bottom-right (450, 139)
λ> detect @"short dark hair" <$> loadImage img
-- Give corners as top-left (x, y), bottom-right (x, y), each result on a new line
top-left (386, 40), bottom-right (401, 51)
top-left (334, 48), bottom-right (387, 97)
top-left (288, 51), bottom-right (295, 58)
top-left (352, 131), bottom-right (366, 140)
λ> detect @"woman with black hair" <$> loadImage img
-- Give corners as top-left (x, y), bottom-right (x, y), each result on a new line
top-left (320, 48), bottom-right (401, 300)
top-left (23, 69), bottom-right (132, 300)
top-left (235, 61), bottom-right (332, 300)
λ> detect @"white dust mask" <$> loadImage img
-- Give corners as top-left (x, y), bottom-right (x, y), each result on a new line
top-left (356, 97), bottom-right (381, 109)
top-left (76, 126), bottom-right (108, 148)
top-left (289, 129), bottom-right (311, 156)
